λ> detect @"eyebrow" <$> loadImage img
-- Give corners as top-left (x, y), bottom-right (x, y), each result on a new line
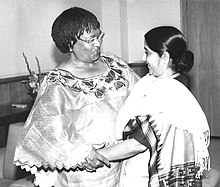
top-left (89, 34), bottom-right (97, 38)
top-left (89, 31), bottom-right (102, 38)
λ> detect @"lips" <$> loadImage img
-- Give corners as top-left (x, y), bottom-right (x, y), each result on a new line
top-left (94, 49), bottom-right (101, 55)
top-left (91, 49), bottom-right (101, 60)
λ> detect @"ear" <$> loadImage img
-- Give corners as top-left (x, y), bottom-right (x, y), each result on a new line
top-left (161, 51), bottom-right (170, 65)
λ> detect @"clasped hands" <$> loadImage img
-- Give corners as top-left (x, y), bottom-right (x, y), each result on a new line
top-left (81, 143), bottom-right (110, 172)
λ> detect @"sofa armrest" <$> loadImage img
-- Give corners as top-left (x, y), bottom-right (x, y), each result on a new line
top-left (202, 169), bottom-right (220, 187)
top-left (10, 175), bottom-right (35, 187)
top-left (0, 147), bottom-right (6, 178)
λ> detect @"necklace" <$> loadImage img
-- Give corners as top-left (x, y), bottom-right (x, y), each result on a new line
top-left (89, 63), bottom-right (94, 67)
top-left (65, 53), bottom-right (96, 68)
top-left (88, 61), bottom-right (98, 68)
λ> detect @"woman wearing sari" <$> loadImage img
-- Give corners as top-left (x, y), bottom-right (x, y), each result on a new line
top-left (97, 26), bottom-right (210, 187)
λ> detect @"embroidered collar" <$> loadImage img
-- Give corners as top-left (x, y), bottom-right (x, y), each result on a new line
top-left (46, 56), bottom-right (128, 98)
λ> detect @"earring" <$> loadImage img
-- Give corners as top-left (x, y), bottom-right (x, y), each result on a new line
top-left (68, 40), bottom-right (74, 53)
top-left (69, 47), bottom-right (73, 53)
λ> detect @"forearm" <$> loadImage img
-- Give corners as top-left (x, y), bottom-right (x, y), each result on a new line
top-left (97, 138), bottom-right (147, 161)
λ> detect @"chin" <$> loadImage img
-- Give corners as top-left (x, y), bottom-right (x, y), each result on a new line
top-left (92, 54), bottom-right (100, 61)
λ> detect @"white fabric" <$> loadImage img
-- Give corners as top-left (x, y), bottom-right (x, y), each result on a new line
top-left (116, 74), bottom-right (210, 186)
top-left (14, 54), bottom-right (139, 187)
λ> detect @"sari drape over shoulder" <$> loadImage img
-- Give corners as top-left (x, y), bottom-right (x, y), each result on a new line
top-left (14, 53), bottom-right (139, 187)
top-left (117, 74), bottom-right (210, 187)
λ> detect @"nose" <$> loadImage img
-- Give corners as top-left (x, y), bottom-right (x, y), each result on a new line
top-left (142, 53), bottom-right (146, 61)
top-left (93, 39), bottom-right (102, 47)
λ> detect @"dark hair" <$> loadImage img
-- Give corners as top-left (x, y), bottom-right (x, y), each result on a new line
top-left (51, 7), bottom-right (100, 53)
top-left (144, 26), bottom-right (194, 75)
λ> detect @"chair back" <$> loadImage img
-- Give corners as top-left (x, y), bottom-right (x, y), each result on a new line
top-left (3, 122), bottom-right (27, 179)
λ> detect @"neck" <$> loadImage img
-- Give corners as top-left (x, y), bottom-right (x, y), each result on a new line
top-left (65, 53), bottom-right (98, 68)
top-left (157, 68), bottom-right (174, 78)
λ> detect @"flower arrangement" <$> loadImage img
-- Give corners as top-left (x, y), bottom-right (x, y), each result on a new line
top-left (21, 53), bottom-right (42, 99)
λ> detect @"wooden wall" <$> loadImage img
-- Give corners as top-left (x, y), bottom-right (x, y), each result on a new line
top-left (181, 0), bottom-right (220, 137)
top-left (0, 75), bottom-right (33, 106)
top-left (0, 75), bottom-right (35, 147)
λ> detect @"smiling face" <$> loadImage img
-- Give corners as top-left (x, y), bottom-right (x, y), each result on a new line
top-left (142, 43), bottom-right (170, 77)
top-left (73, 28), bottom-right (103, 63)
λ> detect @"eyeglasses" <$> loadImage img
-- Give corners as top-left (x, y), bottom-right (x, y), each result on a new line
top-left (76, 32), bottom-right (105, 44)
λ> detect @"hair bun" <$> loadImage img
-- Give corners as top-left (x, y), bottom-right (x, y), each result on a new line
top-left (177, 50), bottom-right (194, 74)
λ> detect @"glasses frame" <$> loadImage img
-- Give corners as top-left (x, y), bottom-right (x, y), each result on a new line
top-left (75, 32), bottom-right (105, 44)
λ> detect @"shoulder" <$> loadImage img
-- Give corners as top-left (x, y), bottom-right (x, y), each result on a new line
top-left (150, 78), bottom-right (190, 99)
top-left (101, 52), bottom-right (128, 67)
top-left (39, 69), bottom-right (77, 97)
top-left (101, 53), bottom-right (138, 77)
top-left (174, 74), bottom-right (189, 88)
top-left (101, 53), bottom-right (139, 83)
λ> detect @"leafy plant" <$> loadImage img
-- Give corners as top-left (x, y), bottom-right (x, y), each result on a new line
top-left (21, 53), bottom-right (42, 99)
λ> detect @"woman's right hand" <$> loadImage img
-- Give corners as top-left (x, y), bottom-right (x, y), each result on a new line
top-left (81, 148), bottom-right (110, 172)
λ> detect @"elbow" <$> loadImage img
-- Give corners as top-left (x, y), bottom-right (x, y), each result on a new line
top-left (137, 143), bottom-right (148, 153)
top-left (131, 139), bottom-right (147, 153)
